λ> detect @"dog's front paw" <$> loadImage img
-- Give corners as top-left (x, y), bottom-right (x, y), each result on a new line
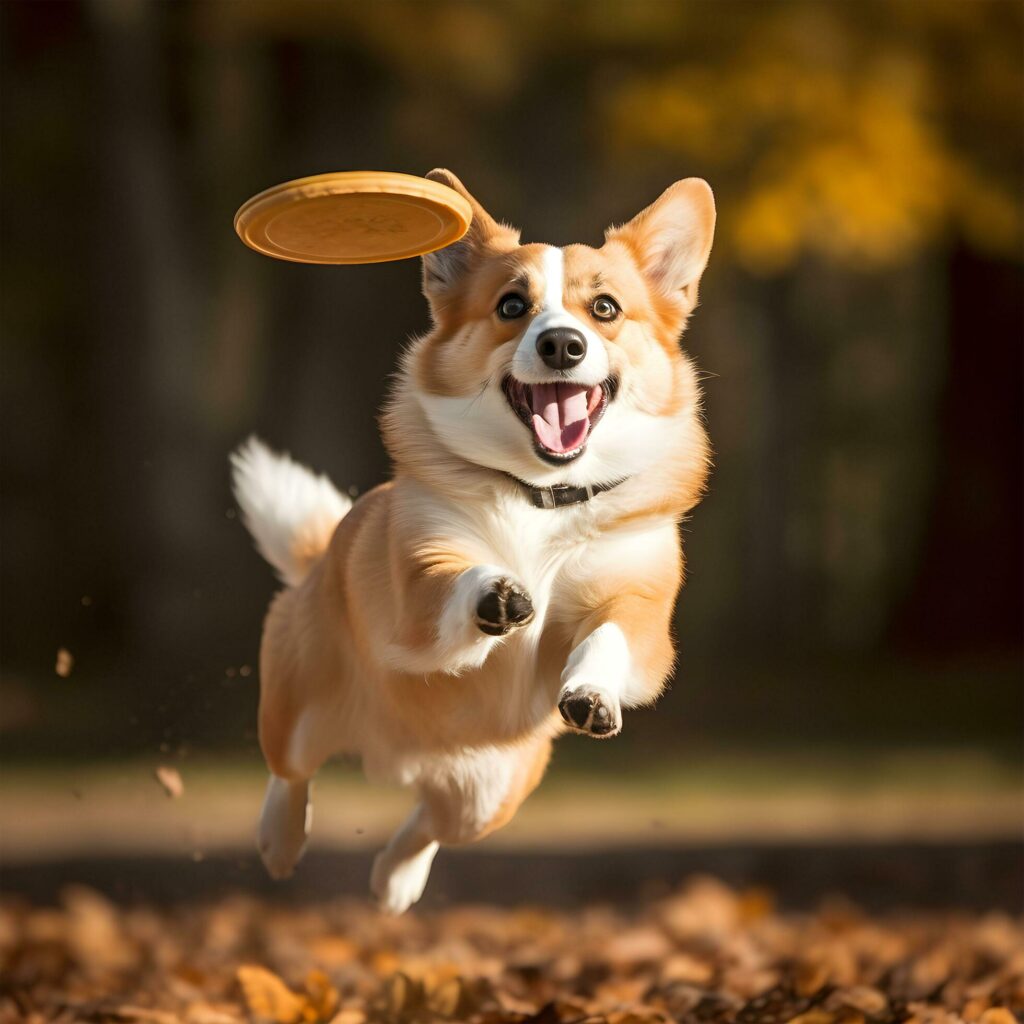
top-left (475, 577), bottom-right (535, 636)
top-left (558, 687), bottom-right (622, 737)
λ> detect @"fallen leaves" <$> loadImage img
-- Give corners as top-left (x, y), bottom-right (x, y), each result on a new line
top-left (0, 877), bottom-right (1020, 1024)
top-left (236, 965), bottom-right (340, 1023)
top-left (237, 965), bottom-right (308, 1023)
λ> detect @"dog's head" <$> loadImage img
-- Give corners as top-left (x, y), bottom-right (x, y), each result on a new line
top-left (393, 170), bottom-right (715, 492)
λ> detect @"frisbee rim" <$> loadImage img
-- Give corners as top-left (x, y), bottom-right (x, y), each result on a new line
top-left (233, 171), bottom-right (474, 265)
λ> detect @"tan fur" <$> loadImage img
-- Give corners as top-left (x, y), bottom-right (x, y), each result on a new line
top-left (476, 734), bottom-right (552, 838)
top-left (244, 170), bottom-right (715, 910)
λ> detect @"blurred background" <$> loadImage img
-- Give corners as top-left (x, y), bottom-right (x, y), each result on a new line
top-left (1, 0), bottom-right (1021, 902)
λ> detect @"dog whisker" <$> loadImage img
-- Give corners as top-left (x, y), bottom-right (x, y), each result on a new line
top-left (463, 377), bottom-right (491, 415)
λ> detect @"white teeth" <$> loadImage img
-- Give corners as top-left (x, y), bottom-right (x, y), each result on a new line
top-left (549, 442), bottom-right (585, 458)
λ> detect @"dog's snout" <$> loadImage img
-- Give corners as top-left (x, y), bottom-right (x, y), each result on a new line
top-left (535, 327), bottom-right (587, 371)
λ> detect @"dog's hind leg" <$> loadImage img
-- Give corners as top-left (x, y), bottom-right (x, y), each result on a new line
top-left (369, 738), bottom-right (552, 914)
top-left (258, 774), bottom-right (312, 879)
top-left (370, 803), bottom-right (439, 916)
top-left (257, 698), bottom-right (339, 880)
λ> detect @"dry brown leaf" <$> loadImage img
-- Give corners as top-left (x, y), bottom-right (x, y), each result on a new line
top-left (826, 986), bottom-right (889, 1017)
top-left (724, 967), bottom-right (781, 1000)
top-left (902, 1006), bottom-right (961, 1024)
top-left (55, 647), bottom-right (74, 677)
top-left (908, 948), bottom-right (954, 1000)
top-left (796, 943), bottom-right (859, 997)
top-left (63, 884), bottom-right (139, 972)
top-left (594, 976), bottom-right (651, 1005)
top-left (327, 1011), bottom-right (367, 1024)
top-left (660, 952), bottom-right (713, 985)
top-left (523, 999), bottom-right (590, 1023)
top-left (305, 936), bottom-right (358, 967)
top-left (237, 965), bottom-right (309, 1024)
top-left (154, 765), bottom-right (184, 799)
top-left (385, 972), bottom-right (425, 1018)
top-left (605, 927), bottom-right (673, 967)
top-left (978, 1011), bottom-right (1017, 1024)
top-left (497, 988), bottom-right (542, 1016)
top-left (303, 970), bottom-right (339, 1022)
top-left (427, 976), bottom-right (465, 1017)
top-left (185, 1004), bottom-right (243, 1024)
top-left (408, 960), bottom-right (461, 989)
top-left (659, 875), bottom-right (739, 939)
top-left (962, 998), bottom-right (992, 1021)
top-left (370, 950), bottom-right (401, 976)
top-left (794, 960), bottom-right (833, 999)
top-left (737, 886), bottom-right (775, 923)
top-left (107, 1008), bottom-right (183, 1024)
top-left (606, 1011), bottom-right (672, 1024)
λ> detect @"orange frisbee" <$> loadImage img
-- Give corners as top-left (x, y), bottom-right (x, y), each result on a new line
top-left (234, 171), bottom-right (473, 265)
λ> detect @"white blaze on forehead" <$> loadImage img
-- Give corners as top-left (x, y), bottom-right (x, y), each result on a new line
top-left (510, 245), bottom-right (609, 386)
top-left (540, 246), bottom-right (565, 312)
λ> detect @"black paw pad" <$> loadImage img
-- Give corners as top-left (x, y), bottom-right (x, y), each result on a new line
top-left (560, 696), bottom-right (593, 729)
top-left (558, 690), bottom-right (621, 737)
top-left (476, 578), bottom-right (535, 636)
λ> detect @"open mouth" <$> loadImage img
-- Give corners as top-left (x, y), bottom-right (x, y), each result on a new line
top-left (502, 376), bottom-right (617, 464)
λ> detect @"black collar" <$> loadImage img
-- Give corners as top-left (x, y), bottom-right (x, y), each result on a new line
top-left (505, 473), bottom-right (627, 509)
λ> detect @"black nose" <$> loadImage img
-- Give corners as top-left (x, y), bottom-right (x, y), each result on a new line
top-left (535, 327), bottom-right (587, 370)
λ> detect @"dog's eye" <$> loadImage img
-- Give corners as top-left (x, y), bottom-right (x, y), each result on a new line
top-left (497, 293), bottom-right (529, 320)
top-left (591, 295), bottom-right (620, 322)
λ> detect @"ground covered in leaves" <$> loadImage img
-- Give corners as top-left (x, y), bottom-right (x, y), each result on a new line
top-left (1, 878), bottom-right (1021, 1024)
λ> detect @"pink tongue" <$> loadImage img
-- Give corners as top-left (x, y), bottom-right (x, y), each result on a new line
top-left (530, 383), bottom-right (590, 453)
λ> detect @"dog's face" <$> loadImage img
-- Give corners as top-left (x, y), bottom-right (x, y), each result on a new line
top-left (406, 171), bottom-right (715, 487)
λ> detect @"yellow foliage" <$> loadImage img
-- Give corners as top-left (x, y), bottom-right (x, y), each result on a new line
top-left (603, 4), bottom-right (1021, 273)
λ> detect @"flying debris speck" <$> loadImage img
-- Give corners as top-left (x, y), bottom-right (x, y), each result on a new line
top-left (154, 765), bottom-right (184, 799)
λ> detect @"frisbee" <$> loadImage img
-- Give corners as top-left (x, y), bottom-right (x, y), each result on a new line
top-left (234, 171), bottom-right (473, 265)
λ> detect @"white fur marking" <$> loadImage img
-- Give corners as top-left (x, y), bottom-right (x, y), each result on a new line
top-left (373, 841), bottom-right (439, 915)
top-left (258, 775), bottom-right (311, 879)
top-left (510, 246), bottom-right (609, 386)
top-left (560, 622), bottom-right (631, 708)
top-left (371, 806), bottom-right (440, 915)
top-left (417, 745), bottom-right (519, 843)
top-left (541, 245), bottom-right (565, 311)
top-left (437, 565), bottom-right (507, 672)
top-left (384, 564), bottom-right (510, 675)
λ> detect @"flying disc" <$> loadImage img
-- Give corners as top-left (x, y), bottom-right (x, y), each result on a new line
top-left (234, 171), bottom-right (473, 265)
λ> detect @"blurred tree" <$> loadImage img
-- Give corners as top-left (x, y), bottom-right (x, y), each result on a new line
top-left (606, 1), bottom-right (1022, 272)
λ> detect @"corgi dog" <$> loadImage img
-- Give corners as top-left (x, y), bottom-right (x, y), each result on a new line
top-left (231, 170), bottom-right (714, 914)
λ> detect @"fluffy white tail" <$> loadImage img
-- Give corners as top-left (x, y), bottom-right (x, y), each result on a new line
top-left (230, 437), bottom-right (352, 586)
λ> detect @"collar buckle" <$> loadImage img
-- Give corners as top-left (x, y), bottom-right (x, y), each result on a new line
top-left (506, 474), bottom-right (625, 510)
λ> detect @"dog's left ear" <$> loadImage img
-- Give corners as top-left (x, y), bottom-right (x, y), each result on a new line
top-left (606, 178), bottom-right (716, 308)
top-left (421, 169), bottom-right (518, 308)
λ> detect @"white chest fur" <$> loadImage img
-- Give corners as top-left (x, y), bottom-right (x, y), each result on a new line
top-left (366, 480), bottom-right (678, 781)
top-left (408, 479), bottom-right (674, 656)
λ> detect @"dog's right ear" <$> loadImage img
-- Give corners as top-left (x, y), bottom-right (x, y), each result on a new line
top-left (421, 170), bottom-right (518, 309)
